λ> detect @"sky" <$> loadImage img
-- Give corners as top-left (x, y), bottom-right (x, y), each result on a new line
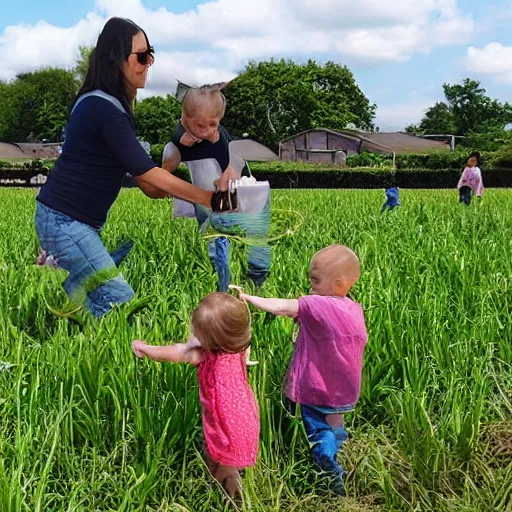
top-left (1, 0), bottom-right (512, 131)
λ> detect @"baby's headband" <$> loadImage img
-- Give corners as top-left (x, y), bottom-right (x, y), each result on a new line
top-left (175, 80), bottom-right (230, 103)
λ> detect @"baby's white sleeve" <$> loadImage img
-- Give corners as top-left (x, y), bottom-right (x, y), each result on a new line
top-left (163, 141), bottom-right (181, 163)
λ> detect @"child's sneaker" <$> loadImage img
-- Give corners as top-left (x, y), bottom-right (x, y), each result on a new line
top-left (328, 474), bottom-right (345, 496)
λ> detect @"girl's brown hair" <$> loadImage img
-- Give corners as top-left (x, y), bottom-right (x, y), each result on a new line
top-left (191, 292), bottom-right (251, 353)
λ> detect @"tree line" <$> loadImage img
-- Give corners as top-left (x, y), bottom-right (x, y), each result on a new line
top-left (0, 46), bottom-right (511, 152)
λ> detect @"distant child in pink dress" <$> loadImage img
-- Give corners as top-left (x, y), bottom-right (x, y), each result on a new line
top-left (236, 245), bottom-right (368, 495)
top-left (457, 152), bottom-right (484, 206)
top-left (132, 292), bottom-right (259, 501)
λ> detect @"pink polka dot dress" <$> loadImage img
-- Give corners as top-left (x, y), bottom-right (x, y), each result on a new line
top-left (197, 351), bottom-right (260, 468)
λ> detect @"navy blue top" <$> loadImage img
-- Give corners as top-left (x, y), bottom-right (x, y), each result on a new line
top-left (172, 121), bottom-right (232, 172)
top-left (37, 96), bottom-right (155, 228)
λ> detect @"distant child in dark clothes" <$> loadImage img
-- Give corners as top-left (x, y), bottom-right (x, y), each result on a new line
top-left (381, 187), bottom-right (400, 212)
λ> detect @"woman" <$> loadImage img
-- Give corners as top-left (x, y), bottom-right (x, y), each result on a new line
top-left (35, 17), bottom-right (233, 318)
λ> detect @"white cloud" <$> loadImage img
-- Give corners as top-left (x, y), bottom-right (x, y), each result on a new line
top-left (0, 14), bottom-right (104, 77)
top-left (375, 101), bottom-right (434, 131)
top-left (139, 51), bottom-right (238, 99)
top-left (0, 0), bottom-right (473, 99)
top-left (465, 43), bottom-right (512, 83)
top-left (291, 0), bottom-right (459, 29)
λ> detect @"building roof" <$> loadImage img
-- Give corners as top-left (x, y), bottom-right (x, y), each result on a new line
top-left (0, 142), bottom-right (25, 159)
top-left (229, 139), bottom-right (279, 161)
top-left (359, 132), bottom-right (450, 153)
top-left (279, 128), bottom-right (451, 154)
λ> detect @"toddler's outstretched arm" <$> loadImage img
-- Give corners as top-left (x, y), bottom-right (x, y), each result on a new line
top-left (132, 336), bottom-right (203, 365)
top-left (240, 292), bottom-right (299, 318)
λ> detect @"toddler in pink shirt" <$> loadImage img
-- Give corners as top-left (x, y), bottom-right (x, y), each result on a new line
top-left (238, 244), bottom-right (368, 495)
top-left (132, 293), bottom-right (259, 503)
top-left (458, 152), bottom-right (484, 205)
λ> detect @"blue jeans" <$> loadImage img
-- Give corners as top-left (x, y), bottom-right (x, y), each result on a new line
top-left (195, 205), bottom-right (231, 292)
top-left (459, 186), bottom-right (472, 206)
top-left (196, 203), bottom-right (271, 291)
top-left (301, 404), bottom-right (351, 479)
top-left (35, 201), bottom-right (135, 318)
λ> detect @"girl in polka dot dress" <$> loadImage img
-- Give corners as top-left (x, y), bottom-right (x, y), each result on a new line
top-left (132, 292), bottom-right (259, 501)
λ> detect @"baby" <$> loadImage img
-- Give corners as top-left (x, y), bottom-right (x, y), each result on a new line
top-left (163, 83), bottom-right (240, 192)
top-left (236, 245), bottom-right (368, 495)
top-left (163, 83), bottom-right (270, 291)
top-left (132, 292), bottom-right (259, 502)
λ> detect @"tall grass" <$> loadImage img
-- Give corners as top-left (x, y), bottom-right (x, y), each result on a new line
top-left (0, 188), bottom-right (510, 511)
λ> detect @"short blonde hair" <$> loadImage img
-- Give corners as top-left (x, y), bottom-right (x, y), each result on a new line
top-left (182, 85), bottom-right (227, 118)
top-left (311, 244), bottom-right (361, 291)
top-left (191, 292), bottom-right (251, 353)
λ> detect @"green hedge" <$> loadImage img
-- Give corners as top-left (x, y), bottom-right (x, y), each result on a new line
top-left (150, 144), bottom-right (164, 166)
top-left (6, 143), bottom-right (512, 173)
top-left (150, 143), bottom-right (512, 171)
top-left (2, 166), bottom-right (511, 189)
top-left (395, 151), bottom-right (475, 170)
top-left (247, 161), bottom-right (394, 172)
top-left (249, 167), bottom-right (512, 189)
top-left (0, 158), bottom-right (53, 171)
top-left (395, 149), bottom-right (512, 170)
top-left (487, 147), bottom-right (512, 168)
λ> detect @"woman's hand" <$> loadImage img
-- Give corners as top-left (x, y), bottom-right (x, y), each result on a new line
top-left (211, 189), bottom-right (237, 212)
top-left (214, 165), bottom-right (241, 192)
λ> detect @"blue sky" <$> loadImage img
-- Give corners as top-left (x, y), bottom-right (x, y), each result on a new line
top-left (1, 0), bottom-right (512, 131)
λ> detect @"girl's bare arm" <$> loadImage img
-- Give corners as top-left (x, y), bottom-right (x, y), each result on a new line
top-left (132, 336), bottom-right (203, 365)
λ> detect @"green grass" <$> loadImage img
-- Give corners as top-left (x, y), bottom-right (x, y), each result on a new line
top-left (0, 188), bottom-right (511, 511)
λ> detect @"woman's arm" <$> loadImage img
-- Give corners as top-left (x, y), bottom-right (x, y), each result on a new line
top-left (135, 167), bottom-right (213, 207)
top-left (100, 106), bottom-right (211, 206)
top-left (136, 177), bottom-right (170, 199)
top-left (214, 164), bottom-right (242, 191)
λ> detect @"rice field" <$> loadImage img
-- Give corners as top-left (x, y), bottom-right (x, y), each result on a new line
top-left (0, 188), bottom-right (511, 512)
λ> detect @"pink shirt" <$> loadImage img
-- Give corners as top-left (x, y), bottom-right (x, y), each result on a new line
top-left (197, 351), bottom-right (259, 468)
top-left (284, 295), bottom-right (368, 408)
top-left (457, 167), bottom-right (484, 196)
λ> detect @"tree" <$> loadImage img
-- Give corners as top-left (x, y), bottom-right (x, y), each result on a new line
top-left (0, 81), bottom-right (9, 140)
top-left (0, 68), bottom-right (78, 142)
top-left (222, 59), bottom-right (376, 150)
top-left (134, 95), bottom-right (181, 145)
top-left (411, 78), bottom-right (512, 136)
top-left (74, 46), bottom-right (93, 84)
top-left (418, 102), bottom-right (456, 135)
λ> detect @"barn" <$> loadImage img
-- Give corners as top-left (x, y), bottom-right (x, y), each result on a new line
top-left (279, 128), bottom-right (451, 165)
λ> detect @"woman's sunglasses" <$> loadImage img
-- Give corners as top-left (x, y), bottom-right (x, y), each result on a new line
top-left (131, 46), bottom-right (155, 66)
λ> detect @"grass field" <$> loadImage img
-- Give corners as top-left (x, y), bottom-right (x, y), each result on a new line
top-left (0, 188), bottom-right (511, 512)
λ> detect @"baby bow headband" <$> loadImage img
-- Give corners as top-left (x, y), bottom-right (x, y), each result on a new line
top-left (174, 80), bottom-right (231, 103)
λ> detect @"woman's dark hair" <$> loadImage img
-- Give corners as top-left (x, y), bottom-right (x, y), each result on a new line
top-left (72, 17), bottom-right (150, 124)
top-left (467, 151), bottom-right (481, 166)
